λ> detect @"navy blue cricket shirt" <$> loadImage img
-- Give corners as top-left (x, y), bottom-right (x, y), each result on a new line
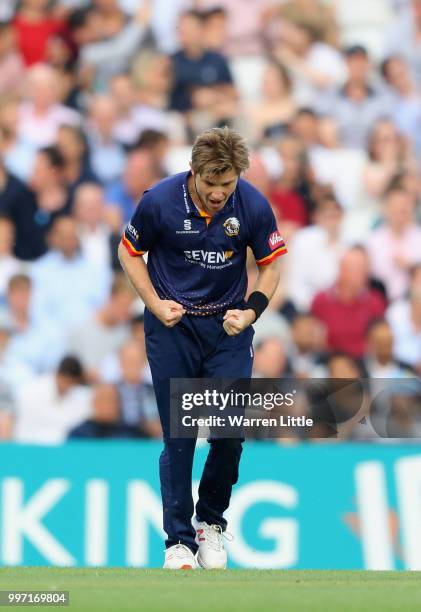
top-left (122, 172), bottom-right (287, 315)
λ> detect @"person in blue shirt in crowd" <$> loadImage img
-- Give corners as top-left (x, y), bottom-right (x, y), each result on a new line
top-left (118, 127), bottom-right (287, 570)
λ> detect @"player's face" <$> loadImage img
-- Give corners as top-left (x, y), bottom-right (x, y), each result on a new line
top-left (192, 168), bottom-right (239, 215)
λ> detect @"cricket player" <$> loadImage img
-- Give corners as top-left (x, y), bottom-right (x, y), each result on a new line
top-left (118, 127), bottom-right (287, 569)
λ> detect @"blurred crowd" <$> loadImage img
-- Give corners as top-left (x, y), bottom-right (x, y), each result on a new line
top-left (0, 0), bottom-right (420, 444)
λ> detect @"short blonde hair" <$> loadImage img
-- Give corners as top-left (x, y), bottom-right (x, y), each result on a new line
top-left (191, 127), bottom-right (250, 177)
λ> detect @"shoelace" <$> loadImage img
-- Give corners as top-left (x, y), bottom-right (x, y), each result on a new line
top-left (167, 544), bottom-right (193, 559)
top-left (203, 525), bottom-right (233, 551)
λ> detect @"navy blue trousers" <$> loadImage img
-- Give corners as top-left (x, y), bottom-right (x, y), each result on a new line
top-left (144, 308), bottom-right (254, 553)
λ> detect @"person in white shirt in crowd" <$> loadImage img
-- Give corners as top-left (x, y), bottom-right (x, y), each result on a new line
top-left (73, 182), bottom-right (115, 269)
top-left (0, 309), bottom-right (33, 401)
top-left (309, 116), bottom-right (367, 229)
top-left (381, 55), bottom-right (421, 156)
top-left (0, 96), bottom-right (37, 183)
top-left (78, 0), bottom-right (152, 92)
top-left (287, 193), bottom-right (346, 312)
top-left (13, 356), bottom-right (93, 445)
top-left (384, 0), bottom-right (421, 83)
top-left (386, 264), bottom-right (421, 373)
top-left (130, 49), bottom-right (186, 143)
top-left (110, 73), bottom-right (145, 148)
top-left (66, 273), bottom-right (134, 382)
top-left (18, 63), bottom-right (80, 149)
top-left (366, 184), bottom-right (421, 301)
top-left (85, 95), bottom-right (126, 184)
top-left (0, 274), bottom-right (63, 376)
top-left (30, 216), bottom-right (112, 333)
top-left (317, 45), bottom-right (393, 149)
top-left (273, 20), bottom-right (347, 107)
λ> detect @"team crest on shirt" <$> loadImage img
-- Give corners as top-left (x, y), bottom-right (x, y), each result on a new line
top-left (223, 217), bottom-right (240, 237)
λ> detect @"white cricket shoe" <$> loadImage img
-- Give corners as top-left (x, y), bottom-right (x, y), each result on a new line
top-left (193, 518), bottom-right (228, 569)
top-left (163, 544), bottom-right (198, 569)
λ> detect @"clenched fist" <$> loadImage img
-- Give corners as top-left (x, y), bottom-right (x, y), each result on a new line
top-left (223, 309), bottom-right (256, 336)
top-left (153, 300), bottom-right (185, 328)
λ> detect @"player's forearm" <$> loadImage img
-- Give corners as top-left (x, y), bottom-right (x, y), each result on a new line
top-left (118, 242), bottom-right (160, 311)
top-left (253, 259), bottom-right (281, 302)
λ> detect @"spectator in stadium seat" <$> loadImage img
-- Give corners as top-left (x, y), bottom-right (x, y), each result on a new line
top-left (86, 95), bottom-right (126, 184)
top-left (134, 130), bottom-right (170, 179)
top-left (13, 0), bottom-right (66, 66)
top-left (289, 313), bottom-right (327, 378)
top-left (169, 10), bottom-right (236, 118)
top-left (68, 383), bottom-right (125, 439)
top-left (131, 49), bottom-right (186, 144)
top-left (132, 50), bottom-right (172, 116)
top-left (0, 21), bottom-right (25, 95)
top-left (0, 218), bottom-right (23, 300)
top-left (0, 311), bottom-right (33, 400)
top-left (308, 116), bottom-right (367, 214)
top-left (19, 146), bottom-right (71, 259)
top-left (384, 0), bottom-right (421, 83)
top-left (56, 124), bottom-right (98, 202)
top-left (273, 20), bottom-right (346, 106)
top-left (270, 136), bottom-right (315, 229)
top-left (115, 340), bottom-right (161, 438)
top-left (386, 264), bottom-right (421, 373)
top-left (0, 274), bottom-right (63, 375)
top-left (67, 6), bottom-right (101, 51)
top-left (65, 274), bottom-right (134, 381)
top-left (317, 45), bottom-right (392, 149)
top-left (287, 193), bottom-right (345, 311)
top-left (381, 55), bottom-right (421, 155)
top-left (363, 119), bottom-right (417, 201)
top-left (364, 319), bottom-right (414, 378)
top-left (253, 337), bottom-right (291, 378)
top-left (323, 353), bottom-right (372, 440)
top-left (0, 95), bottom-right (37, 183)
top-left (73, 182), bottom-right (116, 269)
top-left (13, 356), bottom-right (93, 445)
top-left (288, 107), bottom-right (319, 149)
top-left (77, 1), bottom-right (151, 91)
top-left (244, 60), bottom-right (296, 145)
top-left (0, 161), bottom-right (40, 261)
top-left (196, 0), bottom-right (275, 57)
top-left (0, 146), bottom-right (72, 262)
top-left (311, 247), bottom-right (386, 358)
top-left (30, 216), bottom-right (112, 332)
top-left (18, 63), bottom-right (80, 148)
top-left (110, 73), bottom-right (144, 149)
top-left (105, 148), bottom-right (159, 224)
top-left (201, 7), bottom-right (228, 53)
top-left (366, 185), bottom-right (421, 301)
top-left (243, 153), bottom-right (272, 198)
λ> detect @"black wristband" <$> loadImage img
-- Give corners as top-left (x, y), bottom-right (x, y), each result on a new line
top-left (244, 291), bottom-right (269, 321)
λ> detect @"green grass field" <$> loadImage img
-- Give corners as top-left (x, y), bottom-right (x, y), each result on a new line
top-left (1, 568), bottom-right (420, 612)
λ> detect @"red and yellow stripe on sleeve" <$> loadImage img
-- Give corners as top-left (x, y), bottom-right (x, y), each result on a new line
top-left (256, 244), bottom-right (287, 266)
top-left (121, 234), bottom-right (147, 257)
